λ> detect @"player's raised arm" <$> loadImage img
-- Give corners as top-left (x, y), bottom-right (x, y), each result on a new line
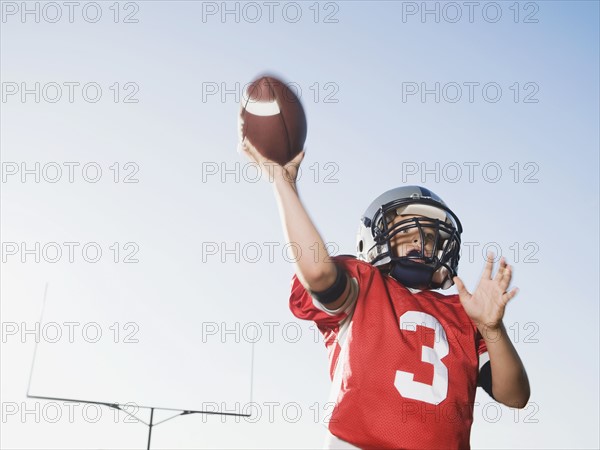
top-left (237, 75), bottom-right (350, 309)
top-left (454, 254), bottom-right (531, 408)
top-left (240, 138), bottom-right (350, 310)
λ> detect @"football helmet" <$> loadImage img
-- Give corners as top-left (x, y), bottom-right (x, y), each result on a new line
top-left (356, 186), bottom-right (462, 290)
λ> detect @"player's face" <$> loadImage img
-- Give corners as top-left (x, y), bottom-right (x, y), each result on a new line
top-left (387, 214), bottom-right (437, 260)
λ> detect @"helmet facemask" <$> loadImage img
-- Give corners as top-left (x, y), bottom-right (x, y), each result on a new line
top-left (368, 202), bottom-right (461, 290)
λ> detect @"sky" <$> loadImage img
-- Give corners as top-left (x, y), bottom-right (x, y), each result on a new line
top-left (1, 1), bottom-right (599, 449)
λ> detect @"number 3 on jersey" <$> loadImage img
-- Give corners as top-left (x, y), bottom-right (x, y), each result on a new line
top-left (394, 311), bottom-right (449, 405)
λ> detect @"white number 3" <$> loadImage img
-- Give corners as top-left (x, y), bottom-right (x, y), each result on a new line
top-left (394, 311), bottom-right (449, 404)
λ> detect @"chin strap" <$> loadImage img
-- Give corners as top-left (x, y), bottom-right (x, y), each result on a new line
top-left (389, 259), bottom-right (437, 290)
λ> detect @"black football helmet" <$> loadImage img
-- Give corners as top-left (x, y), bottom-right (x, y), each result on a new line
top-left (356, 186), bottom-right (462, 290)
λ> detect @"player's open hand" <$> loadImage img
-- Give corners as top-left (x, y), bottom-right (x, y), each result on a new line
top-left (453, 253), bottom-right (519, 333)
top-left (239, 137), bottom-right (305, 186)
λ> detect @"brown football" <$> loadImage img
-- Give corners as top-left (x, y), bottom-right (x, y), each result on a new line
top-left (239, 75), bottom-right (307, 166)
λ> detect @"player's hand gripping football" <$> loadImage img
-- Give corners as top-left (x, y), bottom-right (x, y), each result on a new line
top-left (240, 137), bottom-right (305, 187)
top-left (453, 253), bottom-right (519, 332)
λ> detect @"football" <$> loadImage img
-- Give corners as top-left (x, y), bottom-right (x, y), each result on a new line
top-left (239, 75), bottom-right (307, 166)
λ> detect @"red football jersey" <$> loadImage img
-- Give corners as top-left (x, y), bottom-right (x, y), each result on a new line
top-left (289, 256), bottom-right (488, 449)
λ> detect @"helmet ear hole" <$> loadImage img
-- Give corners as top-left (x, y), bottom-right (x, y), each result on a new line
top-left (358, 240), bottom-right (364, 252)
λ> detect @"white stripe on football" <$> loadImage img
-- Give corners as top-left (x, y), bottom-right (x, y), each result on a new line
top-left (242, 88), bottom-right (280, 116)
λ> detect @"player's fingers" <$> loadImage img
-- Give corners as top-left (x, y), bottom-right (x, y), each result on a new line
top-left (237, 113), bottom-right (245, 142)
top-left (237, 141), bottom-right (245, 155)
top-left (504, 287), bottom-right (519, 303)
top-left (242, 138), bottom-right (271, 165)
top-left (499, 265), bottom-right (512, 292)
top-left (482, 252), bottom-right (494, 280)
top-left (238, 137), bottom-right (251, 154)
top-left (286, 150), bottom-right (305, 170)
top-left (238, 142), bottom-right (254, 162)
top-left (242, 137), bottom-right (258, 155)
top-left (453, 276), bottom-right (470, 299)
top-left (291, 149), bottom-right (306, 165)
top-left (493, 257), bottom-right (506, 282)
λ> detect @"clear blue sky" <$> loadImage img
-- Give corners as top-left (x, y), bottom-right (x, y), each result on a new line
top-left (2, 1), bottom-right (598, 448)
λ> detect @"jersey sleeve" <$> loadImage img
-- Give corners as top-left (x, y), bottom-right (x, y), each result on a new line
top-left (475, 329), bottom-right (495, 398)
top-left (288, 256), bottom-right (374, 329)
top-left (476, 330), bottom-right (489, 370)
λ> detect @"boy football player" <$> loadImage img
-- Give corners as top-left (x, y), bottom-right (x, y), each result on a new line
top-left (241, 141), bottom-right (530, 449)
